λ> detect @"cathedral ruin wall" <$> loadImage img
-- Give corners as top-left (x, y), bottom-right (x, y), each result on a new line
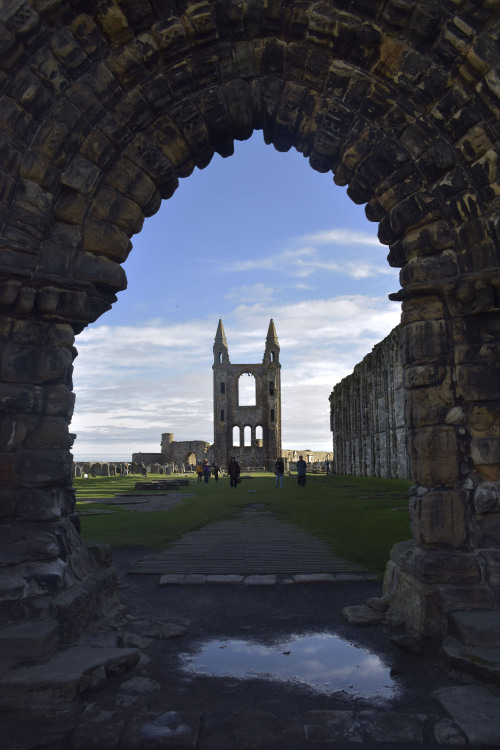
top-left (330, 327), bottom-right (410, 480)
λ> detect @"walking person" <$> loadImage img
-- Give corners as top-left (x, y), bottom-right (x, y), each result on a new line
top-left (202, 458), bottom-right (210, 483)
top-left (196, 462), bottom-right (203, 483)
top-left (213, 463), bottom-right (219, 482)
top-left (274, 457), bottom-right (284, 488)
top-left (228, 456), bottom-right (240, 488)
top-left (297, 455), bottom-right (307, 487)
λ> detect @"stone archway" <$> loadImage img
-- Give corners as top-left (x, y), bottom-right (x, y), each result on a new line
top-left (1, 1), bottom-right (500, 641)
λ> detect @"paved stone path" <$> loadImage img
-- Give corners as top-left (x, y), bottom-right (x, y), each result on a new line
top-left (127, 504), bottom-right (374, 579)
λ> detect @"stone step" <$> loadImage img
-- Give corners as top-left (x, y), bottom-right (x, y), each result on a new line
top-left (449, 610), bottom-right (500, 647)
top-left (0, 620), bottom-right (60, 665)
top-left (442, 636), bottom-right (500, 685)
top-left (0, 646), bottom-right (140, 709)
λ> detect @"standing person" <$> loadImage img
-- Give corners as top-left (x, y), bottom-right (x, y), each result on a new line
top-left (325, 459), bottom-right (330, 474)
top-left (228, 456), bottom-right (240, 488)
top-left (202, 458), bottom-right (210, 483)
top-left (196, 462), bottom-right (203, 483)
top-left (297, 455), bottom-right (307, 487)
top-left (213, 463), bottom-right (219, 482)
top-left (274, 457), bottom-right (284, 488)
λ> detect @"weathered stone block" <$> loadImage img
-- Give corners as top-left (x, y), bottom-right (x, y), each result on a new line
top-left (82, 218), bottom-right (132, 262)
top-left (61, 154), bottom-right (101, 195)
top-left (470, 405), bottom-right (500, 437)
top-left (400, 250), bottom-right (458, 286)
top-left (404, 364), bottom-right (448, 389)
top-left (10, 487), bottom-right (63, 522)
top-left (0, 280), bottom-right (21, 309)
top-left (0, 573), bottom-right (27, 603)
top-left (151, 15), bottom-right (188, 58)
top-left (474, 482), bottom-right (500, 514)
top-left (477, 549), bottom-right (500, 585)
top-left (405, 377), bottom-right (455, 427)
top-left (74, 251), bottom-right (127, 291)
top-left (1, 414), bottom-right (36, 449)
top-left (436, 584), bottom-right (496, 614)
top-left (401, 319), bottom-right (449, 365)
top-left (13, 449), bottom-right (71, 488)
top-left (407, 427), bottom-right (459, 486)
top-left (390, 540), bottom-right (479, 584)
top-left (44, 384), bottom-right (75, 417)
top-left (409, 488), bottom-right (468, 548)
top-left (24, 416), bottom-right (71, 450)
top-left (68, 544), bottom-right (99, 580)
top-left (0, 344), bottom-right (73, 384)
top-left (90, 186), bottom-right (143, 237)
top-left (51, 567), bottom-right (119, 642)
top-left (383, 560), bottom-right (443, 636)
top-left (471, 438), bottom-right (500, 481)
top-left (104, 156), bottom-right (159, 211)
top-left (474, 514), bottom-right (500, 547)
top-left (85, 541), bottom-right (113, 568)
top-left (79, 128), bottom-right (118, 170)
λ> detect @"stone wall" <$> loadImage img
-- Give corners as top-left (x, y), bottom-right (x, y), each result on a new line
top-left (330, 327), bottom-right (409, 479)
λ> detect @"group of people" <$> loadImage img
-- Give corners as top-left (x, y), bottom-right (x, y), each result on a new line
top-left (195, 459), bottom-right (220, 484)
top-left (274, 455), bottom-right (307, 487)
top-left (195, 456), bottom-right (308, 488)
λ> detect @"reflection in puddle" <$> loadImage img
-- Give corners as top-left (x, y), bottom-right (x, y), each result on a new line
top-left (180, 633), bottom-right (396, 698)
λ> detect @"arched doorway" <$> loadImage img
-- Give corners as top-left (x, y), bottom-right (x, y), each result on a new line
top-left (1, 1), bottom-right (500, 640)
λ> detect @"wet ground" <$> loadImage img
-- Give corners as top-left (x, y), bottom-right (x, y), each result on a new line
top-left (108, 547), bottom-right (470, 749)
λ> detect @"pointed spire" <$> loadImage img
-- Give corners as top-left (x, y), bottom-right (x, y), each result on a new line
top-left (214, 319), bottom-right (227, 347)
top-left (214, 319), bottom-right (229, 364)
top-left (266, 319), bottom-right (279, 348)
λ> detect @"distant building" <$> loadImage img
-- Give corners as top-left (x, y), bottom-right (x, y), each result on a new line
top-left (213, 319), bottom-right (281, 470)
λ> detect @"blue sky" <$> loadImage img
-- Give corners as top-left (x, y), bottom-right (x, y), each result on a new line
top-left (71, 135), bottom-right (401, 460)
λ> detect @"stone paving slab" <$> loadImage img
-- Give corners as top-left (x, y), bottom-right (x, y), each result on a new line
top-left (433, 684), bottom-right (500, 746)
top-left (0, 646), bottom-right (140, 708)
top-left (129, 506), bottom-right (372, 578)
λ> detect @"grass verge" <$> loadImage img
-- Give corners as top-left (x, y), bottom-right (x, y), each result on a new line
top-left (75, 472), bottom-right (412, 574)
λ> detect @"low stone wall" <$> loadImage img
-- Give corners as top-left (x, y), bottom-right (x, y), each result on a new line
top-left (329, 327), bottom-right (410, 479)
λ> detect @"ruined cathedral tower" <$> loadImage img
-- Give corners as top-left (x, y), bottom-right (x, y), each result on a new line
top-left (213, 320), bottom-right (282, 470)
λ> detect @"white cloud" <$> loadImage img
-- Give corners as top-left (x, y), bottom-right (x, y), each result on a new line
top-left (224, 228), bottom-right (391, 281)
top-left (71, 295), bottom-right (400, 459)
top-left (300, 228), bottom-right (382, 246)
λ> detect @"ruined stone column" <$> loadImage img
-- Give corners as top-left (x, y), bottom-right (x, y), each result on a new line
top-left (384, 265), bottom-right (500, 636)
top-left (0, 312), bottom-right (118, 638)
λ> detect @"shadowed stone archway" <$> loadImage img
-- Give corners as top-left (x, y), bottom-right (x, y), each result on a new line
top-left (1, 0), bottom-right (500, 643)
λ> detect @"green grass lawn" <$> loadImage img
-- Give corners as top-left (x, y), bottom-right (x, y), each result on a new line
top-left (75, 472), bottom-right (412, 575)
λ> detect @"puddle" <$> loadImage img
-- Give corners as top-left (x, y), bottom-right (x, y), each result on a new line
top-left (180, 632), bottom-right (397, 699)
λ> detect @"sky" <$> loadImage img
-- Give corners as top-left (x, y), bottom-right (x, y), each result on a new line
top-left (71, 135), bottom-right (402, 460)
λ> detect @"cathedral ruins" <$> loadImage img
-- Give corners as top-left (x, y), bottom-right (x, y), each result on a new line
top-left (127, 319), bottom-right (331, 475)
top-left (2, 0), bottom-right (500, 685)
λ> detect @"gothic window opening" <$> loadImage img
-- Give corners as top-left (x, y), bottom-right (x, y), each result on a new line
top-left (271, 409), bottom-right (275, 422)
top-left (239, 372), bottom-right (256, 406)
top-left (244, 425), bottom-right (251, 446)
top-left (220, 409), bottom-right (224, 422)
top-left (269, 381), bottom-right (275, 396)
top-left (220, 381), bottom-right (225, 393)
top-left (232, 425), bottom-right (240, 447)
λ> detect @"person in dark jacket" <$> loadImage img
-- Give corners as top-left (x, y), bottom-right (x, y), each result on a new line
top-left (274, 457), bottom-right (284, 488)
top-left (297, 455), bottom-right (307, 487)
top-left (228, 457), bottom-right (240, 488)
